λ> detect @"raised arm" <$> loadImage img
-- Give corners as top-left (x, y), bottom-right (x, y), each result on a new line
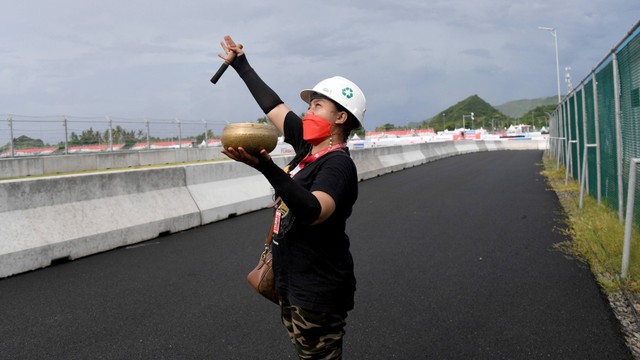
top-left (219, 35), bottom-right (290, 134)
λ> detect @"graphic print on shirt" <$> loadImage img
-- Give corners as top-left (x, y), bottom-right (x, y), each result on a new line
top-left (274, 200), bottom-right (295, 243)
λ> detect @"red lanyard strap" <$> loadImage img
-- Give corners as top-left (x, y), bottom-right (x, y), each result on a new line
top-left (297, 143), bottom-right (346, 172)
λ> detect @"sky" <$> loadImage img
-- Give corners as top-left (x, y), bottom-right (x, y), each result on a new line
top-left (0, 0), bottom-right (638, 144)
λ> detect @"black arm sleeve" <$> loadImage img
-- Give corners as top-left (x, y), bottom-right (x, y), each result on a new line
top-left (255, 159), bottom-right (321, 225)
top-left (230, 55), bottom-right (284, 114)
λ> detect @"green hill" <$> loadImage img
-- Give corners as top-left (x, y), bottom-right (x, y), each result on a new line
top-left (0, 135), bottom-right (46, 152)
top-left (495, 96), bottom-right (558, 118)
top-left (518, 103), bottom-right (558, 129)
top-left (421, 94), bottom-right (509, 131)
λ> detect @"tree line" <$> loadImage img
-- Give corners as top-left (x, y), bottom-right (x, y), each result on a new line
top-left (65, 126), bottom-right (215, 147)
top-left (1, 126), bottom-right (216, 151)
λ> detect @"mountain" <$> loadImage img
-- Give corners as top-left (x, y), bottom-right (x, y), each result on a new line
top-left (0, 135), bottom-right (46, 152)
top-left (517, 103), bottom-right (558, 129)
top-left (495, 96), bottom-right (558, 118)
top-left (421, 94), bottom-right (508, 131)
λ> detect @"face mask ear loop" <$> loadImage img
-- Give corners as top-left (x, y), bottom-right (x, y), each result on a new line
top-left (330, 126), bottom-right (349, 146)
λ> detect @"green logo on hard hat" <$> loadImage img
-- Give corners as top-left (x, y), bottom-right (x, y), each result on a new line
top-left (342, 87), bottom-right (354, 99)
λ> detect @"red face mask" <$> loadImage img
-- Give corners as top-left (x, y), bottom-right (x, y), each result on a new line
top-left (302, 113), bottom-right (333, 146)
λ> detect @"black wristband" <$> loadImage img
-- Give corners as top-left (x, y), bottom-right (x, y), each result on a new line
top-left (229, 53), bottom-right (252, 75)
top-left (231, 55), bottom-right (284, 114)
top-left (256, 159), bottom-right (322, 225)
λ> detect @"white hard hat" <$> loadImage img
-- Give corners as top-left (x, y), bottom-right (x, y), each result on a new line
top-left (300, 76), bottom-right (366, 125)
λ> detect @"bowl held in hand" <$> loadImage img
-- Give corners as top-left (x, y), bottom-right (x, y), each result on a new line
top-left (221, 123), bottom-right (279, 155)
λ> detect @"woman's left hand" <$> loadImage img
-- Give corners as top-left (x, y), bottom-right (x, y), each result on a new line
top-left (218, 35), bottom-right (244, 63)
top-left (221, 147), bottom-right (271, 168)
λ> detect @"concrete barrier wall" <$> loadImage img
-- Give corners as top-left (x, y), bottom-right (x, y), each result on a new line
top-left (0, 157), bottom-right (43, 179)
top-left (0, 140), bottom-right (545, 278)
top-left (0, 168), bottom-right (202, 278)
top-left (0, 147), bottom-right (228, 179)
top-left (184, 156), bottom-right (292, 225)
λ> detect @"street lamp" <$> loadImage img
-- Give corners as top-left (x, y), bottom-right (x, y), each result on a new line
top-left (538, 26), bottom-right (562, 104)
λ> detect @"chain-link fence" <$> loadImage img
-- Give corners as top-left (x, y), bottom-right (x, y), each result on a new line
top-left (548, 20), bottom-right (640, 277)
top-left (0, 115), bottom-right (230, 157)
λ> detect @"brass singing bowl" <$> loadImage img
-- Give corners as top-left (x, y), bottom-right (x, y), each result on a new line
top-left (221, 123), bottom-right (279, 155)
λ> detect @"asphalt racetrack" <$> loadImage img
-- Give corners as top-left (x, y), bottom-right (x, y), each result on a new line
top-left (0, 150), bottom-right (633, 359)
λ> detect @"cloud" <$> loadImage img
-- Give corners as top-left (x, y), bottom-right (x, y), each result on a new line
top-left (0, 0), bottom-right (638, 141)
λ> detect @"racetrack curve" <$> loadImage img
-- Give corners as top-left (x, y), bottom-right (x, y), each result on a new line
top-left (0, 150), bottom-right (632, 359)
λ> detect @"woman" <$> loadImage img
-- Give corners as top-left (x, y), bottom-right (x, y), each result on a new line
top-left (219, 35), bottom-right (365, 359)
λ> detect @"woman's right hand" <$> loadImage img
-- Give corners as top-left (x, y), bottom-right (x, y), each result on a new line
top-left (218, 35), bottom-right (244, 63)
top-left (221, 147), bottom-right (271, 168)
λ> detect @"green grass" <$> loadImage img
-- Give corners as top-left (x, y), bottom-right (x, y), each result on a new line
top-left (542, 153), bottom-right (640, 294)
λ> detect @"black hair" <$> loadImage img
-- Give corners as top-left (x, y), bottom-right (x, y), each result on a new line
top-left (338, 103), bottom-right (363, 142)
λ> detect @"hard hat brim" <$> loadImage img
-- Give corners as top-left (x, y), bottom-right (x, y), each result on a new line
top-left (299, 89), bottom-right (314, 104)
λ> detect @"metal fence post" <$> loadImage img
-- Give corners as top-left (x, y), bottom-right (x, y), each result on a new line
top-left (580, 146), bottom-right (588, 208)
top-left (107, 116), bottom-right (113, 152)
top-left (145, 118), bottom-right (150, 149)
top-left (581, 85), bottom-right (589, 194)
top-left (176, 118), bottom-right (182, 149)
top-left (592, 71), bottom-right (602, 205)
top-left (565, 97), bottom-right (575, 185)
top-left (622, 158), bottom-right (640, 279)
top-left (63, 116), bottom-right (69, 155)
top-left (573, 92), bottom-right (582, 182)
top-left (612, 52), bottom-right (624, 223)
top-left (202, 119), bottom-right (208, 148)
top-left (8, 115), bottom-right (14, 158)
top-left (566, 141), bottom-right (576, 186)
top-left (580, 144), bottom-right (598, 208)
top-left (558, 105), bottom-right (564, 166)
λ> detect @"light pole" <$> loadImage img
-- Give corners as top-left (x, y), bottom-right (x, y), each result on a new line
top-left (462, 113), bottom-right (474, 129)
top-left (544, 112), bottom-right (552, 127)
top-left (538, 26), bottom-right (561, 104)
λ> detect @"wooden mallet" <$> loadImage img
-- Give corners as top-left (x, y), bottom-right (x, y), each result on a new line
top-left (210, 44), bottom-right (243, 84)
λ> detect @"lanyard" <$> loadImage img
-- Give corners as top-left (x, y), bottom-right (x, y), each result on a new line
top-left (288, 143), bottom-right (346, 177)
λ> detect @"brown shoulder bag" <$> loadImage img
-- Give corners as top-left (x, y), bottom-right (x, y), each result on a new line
top-left (247, 211), bottom-right (278, 304)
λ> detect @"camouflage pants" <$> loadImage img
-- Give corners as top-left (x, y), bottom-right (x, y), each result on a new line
top-left (280, 301), bottom-right (348, 360)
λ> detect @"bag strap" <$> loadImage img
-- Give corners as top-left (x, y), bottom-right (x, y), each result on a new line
top-left (263, 197), bottom-right (280, 248)
top-left (264, 210), bottom-right (275, 247)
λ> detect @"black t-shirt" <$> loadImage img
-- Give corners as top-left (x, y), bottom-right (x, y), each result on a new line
top-left (272, 111), bottom-right (358, 313)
